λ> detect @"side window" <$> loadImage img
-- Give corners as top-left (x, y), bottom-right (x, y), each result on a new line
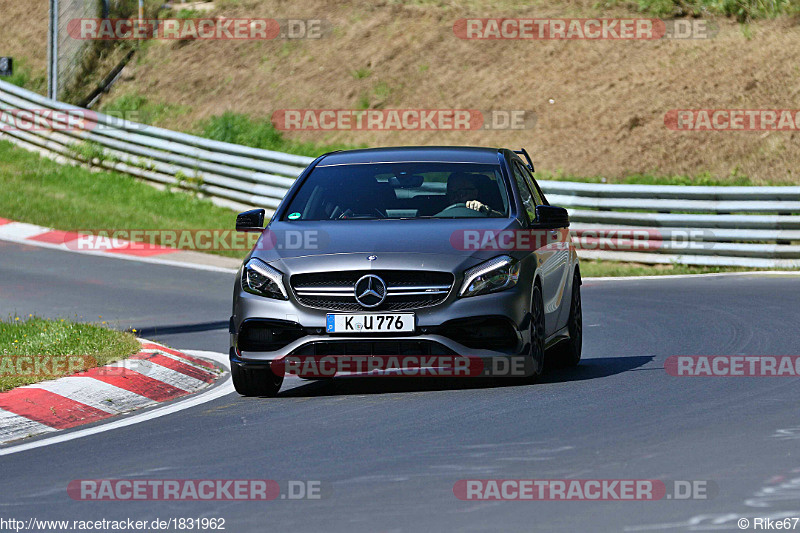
top-left (511, 162), bottom-right (538, 223)
top-left (520, 164), bottom-right (545, 205)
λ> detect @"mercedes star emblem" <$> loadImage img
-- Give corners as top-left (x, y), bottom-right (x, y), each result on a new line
top-left (354, 274), bottom-right (387, 308)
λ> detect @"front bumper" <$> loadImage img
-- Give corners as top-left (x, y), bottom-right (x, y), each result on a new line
top-left (231, 283), bottom-right (532, 363)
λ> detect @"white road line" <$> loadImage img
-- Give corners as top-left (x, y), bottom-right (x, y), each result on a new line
top-left (0, 350), bottom-right (233, 456)
top-left (22, 377), bottom-right (157, 415)
top-left (106, 359), bottom-right (208, 392)
top-left (0, 408), bottom-right (57, 444)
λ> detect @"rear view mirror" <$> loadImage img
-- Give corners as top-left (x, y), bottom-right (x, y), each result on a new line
top-left (389, 174), bottom-right (425, 188)
top-left (533, 205), bottom-right (569, 229)
top-left (236, 209), bottom-right (266, 232)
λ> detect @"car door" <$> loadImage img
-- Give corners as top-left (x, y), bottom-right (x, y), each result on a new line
top-left (510, 160), bottom-right (564, 336)
top-left (519, 162), bottom-right (571, 332)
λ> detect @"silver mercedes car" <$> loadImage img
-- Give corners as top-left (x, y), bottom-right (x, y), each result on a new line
top-left (229, 146), bottom-right (581, 396)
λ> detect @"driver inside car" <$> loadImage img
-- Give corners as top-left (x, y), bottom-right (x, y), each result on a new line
top-left (446, 172), bottom-right (502, 216)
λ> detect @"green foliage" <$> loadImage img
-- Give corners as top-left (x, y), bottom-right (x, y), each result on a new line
top-left (175, 170), bottom-right (204, 196)
top-left (351, 67), bottom-right (372, 79)
top-left (68, 140), bottom-right (108, 165)
top-left (100, 94), bottom-right (190, 126)
top-left (1, 60), bottom-right (46, 94)
top-left (374, 81), bottom-right (391, 99)
top-left (174, 8), bottom-right (205, 19)
top-left (357, 93), bottom-right (371, 110)
top-left (196, 112), bottom-right (363, 157)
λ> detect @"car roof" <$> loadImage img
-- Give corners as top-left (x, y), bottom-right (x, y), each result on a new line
top-left (316, 146), bottom-right (502, 166)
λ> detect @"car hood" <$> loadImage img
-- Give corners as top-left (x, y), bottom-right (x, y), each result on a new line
top-left (249, 218), bottom-right (525, 273)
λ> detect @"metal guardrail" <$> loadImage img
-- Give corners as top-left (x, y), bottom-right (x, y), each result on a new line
top-left (0, 79), bottom-right (313, 212)
top-left (1, 79), bottom-right (798, 268)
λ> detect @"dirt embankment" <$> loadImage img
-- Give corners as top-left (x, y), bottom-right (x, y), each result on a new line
top-left (0, 1), bottom-right (48, 84)
top-left (3, 0), bottom-right (800, 183)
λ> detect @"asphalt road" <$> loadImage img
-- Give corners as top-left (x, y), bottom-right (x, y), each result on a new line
top-left (1, 240), bottom-right (799, 532)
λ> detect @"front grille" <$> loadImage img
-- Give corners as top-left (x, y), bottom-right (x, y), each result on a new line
top-left (291, 270), bottom-right (454, 311)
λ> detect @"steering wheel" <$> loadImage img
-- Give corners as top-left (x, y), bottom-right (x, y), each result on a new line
top-left (435, 203), bottom-right (484, 217)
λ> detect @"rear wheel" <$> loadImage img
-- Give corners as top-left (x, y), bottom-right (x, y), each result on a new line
top-left (231, 363), bottom-right (283, 397)
top-left (550, 271), bottom-right (582, 368)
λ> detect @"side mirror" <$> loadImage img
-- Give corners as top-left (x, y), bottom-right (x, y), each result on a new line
top-left (236, 209), bottom-right (266, 232)
top-left (533, 205), bottom-right (569, 229)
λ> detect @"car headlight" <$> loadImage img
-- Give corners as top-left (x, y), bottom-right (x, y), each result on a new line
top-left (459, 256), bottom-right (520, 297)
top-left (242, 258), bottom-right (288, 300)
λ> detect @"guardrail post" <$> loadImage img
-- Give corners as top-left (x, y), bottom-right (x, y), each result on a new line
top-left (47, 0), bottom-right (59, 100)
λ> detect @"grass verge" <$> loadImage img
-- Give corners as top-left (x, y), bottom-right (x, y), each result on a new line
top-left (536, 168), bottom-right (766, 186)
top-left (0, 316), bottom-right (140, 392)
top-left (578, 259), bottom-right (775, 277)
top-left (0, 139), bottom-right (244, 259)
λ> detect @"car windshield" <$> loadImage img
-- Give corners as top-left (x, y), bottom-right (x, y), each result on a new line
top-left (282, 162), bottom-right (510, 221)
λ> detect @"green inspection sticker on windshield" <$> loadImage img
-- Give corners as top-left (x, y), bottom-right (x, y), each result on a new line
top-left (288, 212), bottom-right (301, 220)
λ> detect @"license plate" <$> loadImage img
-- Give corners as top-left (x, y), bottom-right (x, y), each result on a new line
top-left (326, 313), bottom-right (415, 333)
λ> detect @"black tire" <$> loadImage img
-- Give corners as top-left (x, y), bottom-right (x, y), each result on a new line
top-left (523, 284), bottom-right (546, 383)
top-left (550, 271), bottom-right (582, 368)
top-left (231, 363), bottom-right (283, 397)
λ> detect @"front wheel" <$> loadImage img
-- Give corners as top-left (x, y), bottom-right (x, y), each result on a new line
top-left (231, 363), bottom-right (283, 397)
top-left (550, 271), bottom-right (582, 368)
top-left (522, 285), bottom-right (546, 383)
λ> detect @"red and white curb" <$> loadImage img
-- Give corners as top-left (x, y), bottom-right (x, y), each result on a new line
top-left (0, 339), bottom-right (223, 445)
top-left (0, 218), bottom-right (239, 273)
top-left (0, 218), bottom-right (178, 257)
